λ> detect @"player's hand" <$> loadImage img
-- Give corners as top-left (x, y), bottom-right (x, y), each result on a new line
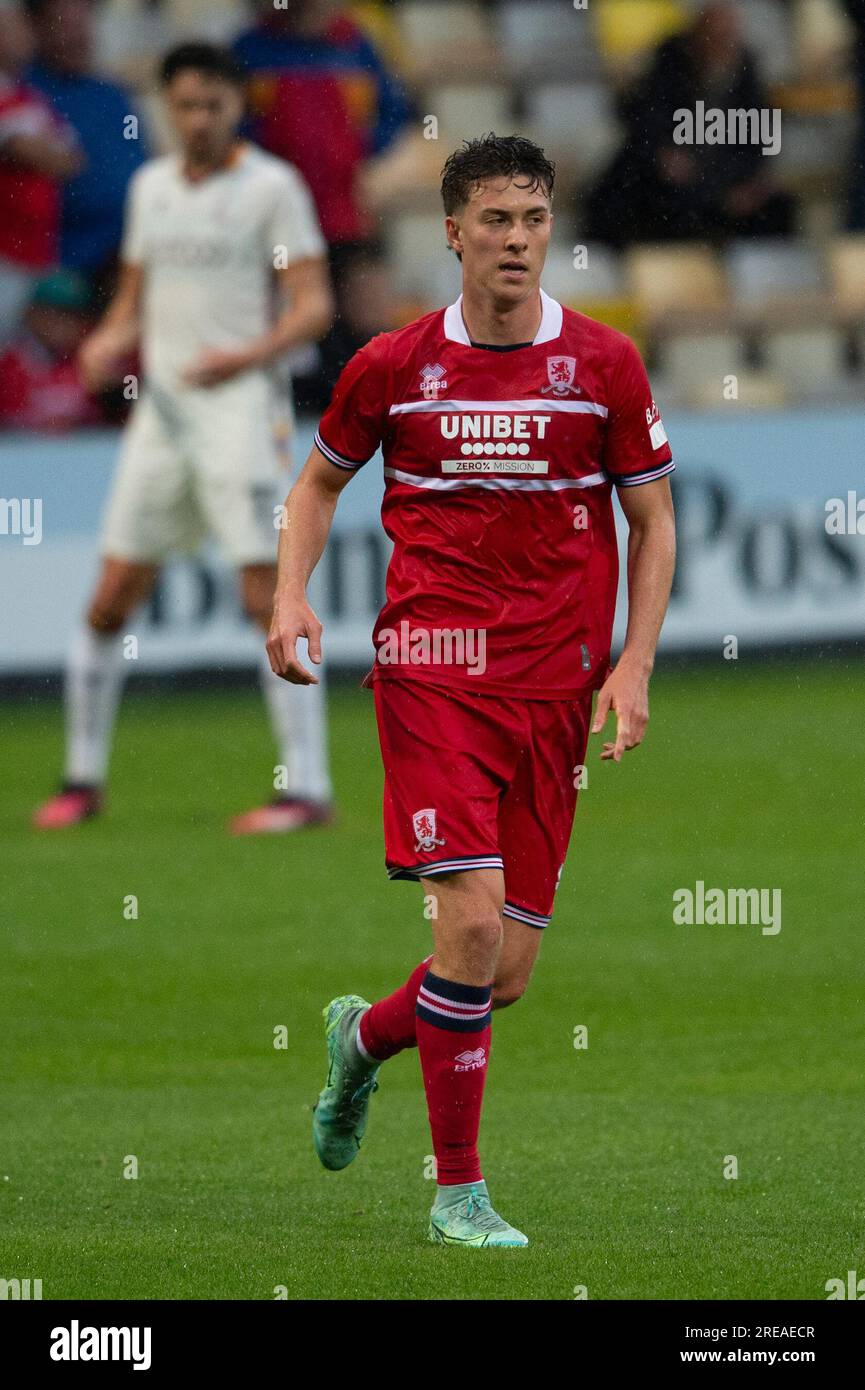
top-left (77, 330), bottom-right (127, 392)
top-left (591, 656), bottom-right (650, 763)
top-left (181, 347), bottom-right (256, 388)
top-left (266, 597), bottom-right (323, 685)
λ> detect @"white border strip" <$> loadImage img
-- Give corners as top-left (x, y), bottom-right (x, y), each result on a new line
top-left (383, 467), bottom-right (606, 492)
top-left (388, 398), bottom-right (608, 417)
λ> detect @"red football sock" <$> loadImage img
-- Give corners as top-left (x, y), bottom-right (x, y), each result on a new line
top-left (357, 956), bottom-right (431, 1062)
top-left (415, 969), bottom-right (492, 1186)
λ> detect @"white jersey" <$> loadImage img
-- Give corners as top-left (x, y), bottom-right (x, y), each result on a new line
top-left (121, 142), bottom-right (325, 391)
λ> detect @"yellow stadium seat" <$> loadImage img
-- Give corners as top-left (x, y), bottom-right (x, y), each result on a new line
top-left (793, 0), bottom-right (854, 80)
top-left (624, 245), bottom-right (729, 325)
top-left (593, 0), bottom-right (690, 76)
top-left (829, 235), bottom-right (865, 320)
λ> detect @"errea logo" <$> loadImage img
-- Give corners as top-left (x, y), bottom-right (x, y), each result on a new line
top-left (454, 1047), bottom-right (487, 1072)
top-left (420, 362), bottom-right (447, 399)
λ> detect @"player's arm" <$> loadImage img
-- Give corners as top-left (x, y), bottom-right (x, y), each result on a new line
top-left (77, 263), bottom-right (143, 392)
top-left (266, 445), bottom-right (356, 685)
top-left (592, 477), bottom-right (676, 762)
top-left (183, 255), bottom-right (334, 387)
top-left (1, 128), bottom-right (82, 179)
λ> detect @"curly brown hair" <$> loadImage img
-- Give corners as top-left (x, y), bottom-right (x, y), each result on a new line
top-left (440, 133), bottom-right (556, 217)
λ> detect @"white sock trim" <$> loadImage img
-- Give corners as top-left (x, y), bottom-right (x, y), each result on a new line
top-left (354, 1008), bottom-right (380, 1064)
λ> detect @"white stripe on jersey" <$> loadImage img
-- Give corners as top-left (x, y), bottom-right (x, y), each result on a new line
top-left (383, 467), bottom-right (607, 491)
top-left (388, 398), bottom-right (609, 417)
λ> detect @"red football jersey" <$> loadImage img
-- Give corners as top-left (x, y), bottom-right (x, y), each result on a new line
top-left (315, 290), bottom-right (674, 698)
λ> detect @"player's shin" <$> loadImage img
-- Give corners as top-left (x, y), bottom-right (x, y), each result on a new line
top-left (64, 623), bottom-right (126, 787)
top-left (415, 969), bottom-right (492, 1186)
top-left (357, 956), bottom-right (432, 1062)
top-left (257, 649), bottom-right (331, 802)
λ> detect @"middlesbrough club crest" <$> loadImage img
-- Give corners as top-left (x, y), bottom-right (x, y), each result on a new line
top-left (412, 807), bottom-right (445, 852)
top-left (541, 355), bottom-right (580, 397)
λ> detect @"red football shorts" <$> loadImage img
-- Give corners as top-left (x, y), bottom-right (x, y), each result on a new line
top-left (372, 676), bottom-right (594, 928)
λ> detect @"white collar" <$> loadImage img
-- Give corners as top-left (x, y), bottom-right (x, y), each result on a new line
top-left (443, 287), bottom-right (562, 347)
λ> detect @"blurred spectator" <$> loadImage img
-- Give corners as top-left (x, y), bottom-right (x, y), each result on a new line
top-left (294, 246), bottom-right (396, 411)
top-left (232, 0), bottom-right (413, 249)
top-left (0, 266), bottom-right (105, 429)
top-left (26, 0), bottom-right (148, 304)
top-left (232, 0), bottom-right (413, 401)
top-left (585, 2), bottom-right (796, 248)
top-left (843, 0), bottom-right (865, 230)
top-left (0, 0), bottom-right (81, 344)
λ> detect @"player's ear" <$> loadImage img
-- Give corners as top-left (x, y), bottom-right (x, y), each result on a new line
top-left (444, 215), bottom-right (462, 258)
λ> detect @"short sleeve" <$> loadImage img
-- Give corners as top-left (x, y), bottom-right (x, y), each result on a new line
top-left (120, 167), bottom-right (146, 266)
top-left (603, 336), bottom-right (675, 487)
top-left (266, 163), bottom-right (326, 266)
top-left (314, 337), bottom-right (390, 471)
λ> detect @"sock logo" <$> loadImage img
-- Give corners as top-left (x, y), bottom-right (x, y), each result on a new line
top-left (454, 1047), bottom-right (486, 1072)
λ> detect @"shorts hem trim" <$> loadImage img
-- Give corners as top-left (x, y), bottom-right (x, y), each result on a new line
top-left (387, 854), bottom-right (504, 881)
top-left (503, 900), bottom-right (551, 929)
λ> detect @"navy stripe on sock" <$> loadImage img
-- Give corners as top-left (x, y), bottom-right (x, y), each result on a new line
top-left (415, 969), bottom-right (492, 1032)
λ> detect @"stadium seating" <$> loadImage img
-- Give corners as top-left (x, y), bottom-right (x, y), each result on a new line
top-left (395, 2), bottom-right (496, 80)
top-left (662, 331), bottom-right (749, 396)
top-left (792, 0), bottom-right (853, 79)
top-left (726, 240), bottom-right (826, 327)
top-left (18, 0), bottom-right (865, 411)
top-left (427, 83), bottom-right (513, 142)
top-left (592, 0), bottom-right (691, 81)
top-left (162, 0), bottom-right (242, 43)
top-left (624, 245), bottom-right (729, 327)
top-left (731, 0), bottom-right (795, 85)
top-left (764, 326), bottom-right (847, 392)
top-left (388, 211), bottom-right (461, 304)
top-left (829, 234), bottom-right (865, 321)
top-left (525, 82), bottom-right (620, 184)
top-left (498, 1), bottom-right (600, 80)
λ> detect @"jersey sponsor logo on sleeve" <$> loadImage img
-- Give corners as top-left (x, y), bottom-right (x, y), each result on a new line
top-left (650, 419), bottom-right (668, 449)
top-left (646, 401), bottom-right (668, 450)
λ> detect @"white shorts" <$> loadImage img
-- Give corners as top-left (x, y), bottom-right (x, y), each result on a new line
top-left (100, 373), bottom-right (294, 566)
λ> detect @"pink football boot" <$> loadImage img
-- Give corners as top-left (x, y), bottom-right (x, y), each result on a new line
top-left (32, 785), bottom-right (103, 828)
top-left (229, 797), bottom-right (335, 836)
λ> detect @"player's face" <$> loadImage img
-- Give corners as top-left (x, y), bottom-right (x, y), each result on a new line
top-left (165, 72), bottom-right (244, 164)
top-left (446, 177), bottom-right (552, 303)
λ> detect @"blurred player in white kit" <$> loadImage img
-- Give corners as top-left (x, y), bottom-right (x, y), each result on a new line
top-left (33, 43), bottom-right (335, 833)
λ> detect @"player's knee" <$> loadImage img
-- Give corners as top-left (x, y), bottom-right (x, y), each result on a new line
top-left (240, 581), bottom-right (273, 632)
top-left (86, 601), bottom-right (127, 634)
top-left (243, 597), bottom-right (272, 632)
top-left (459, 909), bottom-right (504, 961)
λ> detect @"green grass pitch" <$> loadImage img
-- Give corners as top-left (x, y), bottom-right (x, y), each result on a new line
top-left (2, 661), bottom-right (863, 1300)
